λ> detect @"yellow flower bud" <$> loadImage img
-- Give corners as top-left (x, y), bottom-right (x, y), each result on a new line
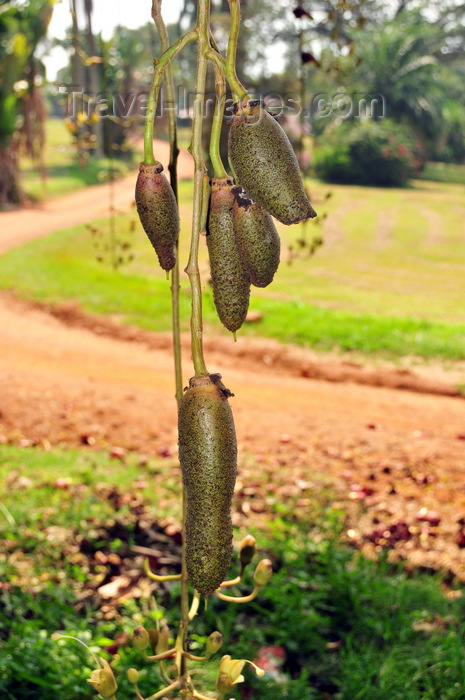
top-left (217, 655), bottom-right (245, 693)
top-left (206, 631), bottom-right (223, 655)
top-left (239, 535), bottom-right (256, 566)
top-left (217, 654), bottom-right (265, 694)
top-left (127, 668), bottom-right (139, 684)
top-left (132, 625), bottom-right (150, 651)
top-left (253, 559), bottom-right (273, 587)
top-left (86, 658), bottom-right (117, 698)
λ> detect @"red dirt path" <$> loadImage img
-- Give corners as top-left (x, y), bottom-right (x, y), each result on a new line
top-left (0, 139), bottom-right (194, 254)
top-left (1, 149), bottom-right (465, 580)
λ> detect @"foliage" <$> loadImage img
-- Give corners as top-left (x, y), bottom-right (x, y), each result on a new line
top-left (225, 534), bottom-right (465, 698)
top-left (19, 118), bottom-right (136, 202)
top-left (313, 119), bottom-right (424, 187)
top-left (0, 586), bottom-right (92, 698)
top-left (0, 0), bottom-right (54, 205)
top-left (3, 442), bottom-right (465, 698)
top-left (434, 98), bottom-right (465, 164)
top-left (421, 161), bottom-right (465, 186)
top-left (56, 19), bottom-right (162, 155)
top-left (350, 10), bottom-right (447, 140)
top-left (0, 586), bottom-right (169, 699)
top-left (304, 5), bottom-right (465, 163)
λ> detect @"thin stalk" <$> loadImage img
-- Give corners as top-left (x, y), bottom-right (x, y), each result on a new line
top-left (144, 556), bottom-right (181, 581)
top-left (152, 1), bottom-right (180, 196)
top-left (143, 65), bottom-right (162, 164)
top-left (168, 187), bottom-right (183, 405)
top-left (188, 590), bottom-right (201, 620)
top-left (135, 678), bottom-right (181, 700)
top-left (176, 0), bottom-right (212, 688)
top-left (143, 29), bottom-right (197, 164)
top-left (225, 0), bottom-right (249, 103)
top-left (143, 647), bottom-right (177, 662)
top-left (215, 584), bottom-right (261, 603)
top-left (158, 660), bottom-right (172, 686)
top-left (205, 32), bottom-right (246, 105)
top-left (193, 691), bottom-right (217, 700)
top-left (151, 0), bottom-right (183, 404)
top-left (199, 173), bottom-right (210, 234)
top-left (183, 651), bottom-right (211, 662)
top-left (219, 574), bottom-right (242, 588)
top-left (185, 0), bottom-right (211, 378)
top-left (209, 62), bottom-right (229, 179)
top-left (185, 170), bottom-right (209, 376)
top-left (151, 5), bottom-right (189, 688)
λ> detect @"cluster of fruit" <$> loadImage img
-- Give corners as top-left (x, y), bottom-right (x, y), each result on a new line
top-left (134, 99), bottom-right (317, 597)
top-left (135, 100), bottom-right (317, 333)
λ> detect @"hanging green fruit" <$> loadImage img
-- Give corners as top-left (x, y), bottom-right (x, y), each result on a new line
top-left (135, 161), bottom-right (179, 271)
top-left (178, 374), bottom-right (237, 597)
top-left (232, 186), bottom-right (281, 287)
top-left (206, 177), bottom-right (251, 333)
top-left (228, 100), bottom-right (317, 225)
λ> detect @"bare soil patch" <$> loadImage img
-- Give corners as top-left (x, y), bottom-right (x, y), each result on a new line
top-left (1, 291), bottom-right (465, 581)
top-left (1, 160), bottom-right (465, 582)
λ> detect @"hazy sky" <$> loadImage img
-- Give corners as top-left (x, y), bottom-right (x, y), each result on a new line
top-left (44, 0), bottom-right (183, 79)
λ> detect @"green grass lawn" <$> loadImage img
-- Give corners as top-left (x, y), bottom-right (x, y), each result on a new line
top-left (19, 118), bottom-right (136, 200)
top-left (1, 176), bottom-right (465, 361)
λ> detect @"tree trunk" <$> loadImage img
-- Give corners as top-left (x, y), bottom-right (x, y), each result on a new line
top-left (0, 145), bottom-right (23, 208)
top-left (83, 0), bottom-right (104, 157)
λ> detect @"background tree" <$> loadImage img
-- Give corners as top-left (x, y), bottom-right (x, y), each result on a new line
top-left (0, 0), bottom-right (54, 206)
top-left (352, 10), bottom-right (456, 147)
top-left (301, 1), bottom-right (465, 183)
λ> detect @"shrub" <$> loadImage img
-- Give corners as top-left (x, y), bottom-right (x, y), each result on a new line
top-left (313, 120), bottom-right (424, 186)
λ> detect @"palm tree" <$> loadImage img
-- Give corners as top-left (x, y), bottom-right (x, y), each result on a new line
top-left (353, 10), bottom-right (450, 142)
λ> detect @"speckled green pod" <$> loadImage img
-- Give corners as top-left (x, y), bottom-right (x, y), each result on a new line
top-left (228, 101), bottom-right (317, 225)
top-left (135, 161), bottom-right (179, 271)
top-left (232, 186), bottom-right (281, 287)
top-left (206, 177), bottom-right (251, 333)
top-left (178, 375), bottom-right (237, 596)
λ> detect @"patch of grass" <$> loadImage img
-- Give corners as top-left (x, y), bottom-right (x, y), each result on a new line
top-left (2, 177), bottom-right (465, 360)
top-left (199, 530), bottom-right (465, 699)
top-left (1, 192), bottom-right (465, 360)
top-left (239, 298), bottom-right (465, 361)
top-left (274, 179), bottom-right (465, 324)
top-left (0, 585), bottom-right (92, 698)
top-left (19, 118), bottom-right (136, 201)
top-left (2, 443), bottom-right (465, 698)
top-left (0, 584), bottom-right (170, 699)
top-left (0, 445), bottom-right (181, 585)
top-left (421, 162), bottom-right (465, 186)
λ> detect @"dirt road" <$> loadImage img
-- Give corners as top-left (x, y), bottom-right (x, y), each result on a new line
top-left (1, 151), bottom-right (465, 579)
top-left (0, 139), bottom-right (194, 254)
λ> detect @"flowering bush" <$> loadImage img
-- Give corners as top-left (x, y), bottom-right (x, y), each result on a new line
top-left (313, 119), bottom-right (424, 187)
